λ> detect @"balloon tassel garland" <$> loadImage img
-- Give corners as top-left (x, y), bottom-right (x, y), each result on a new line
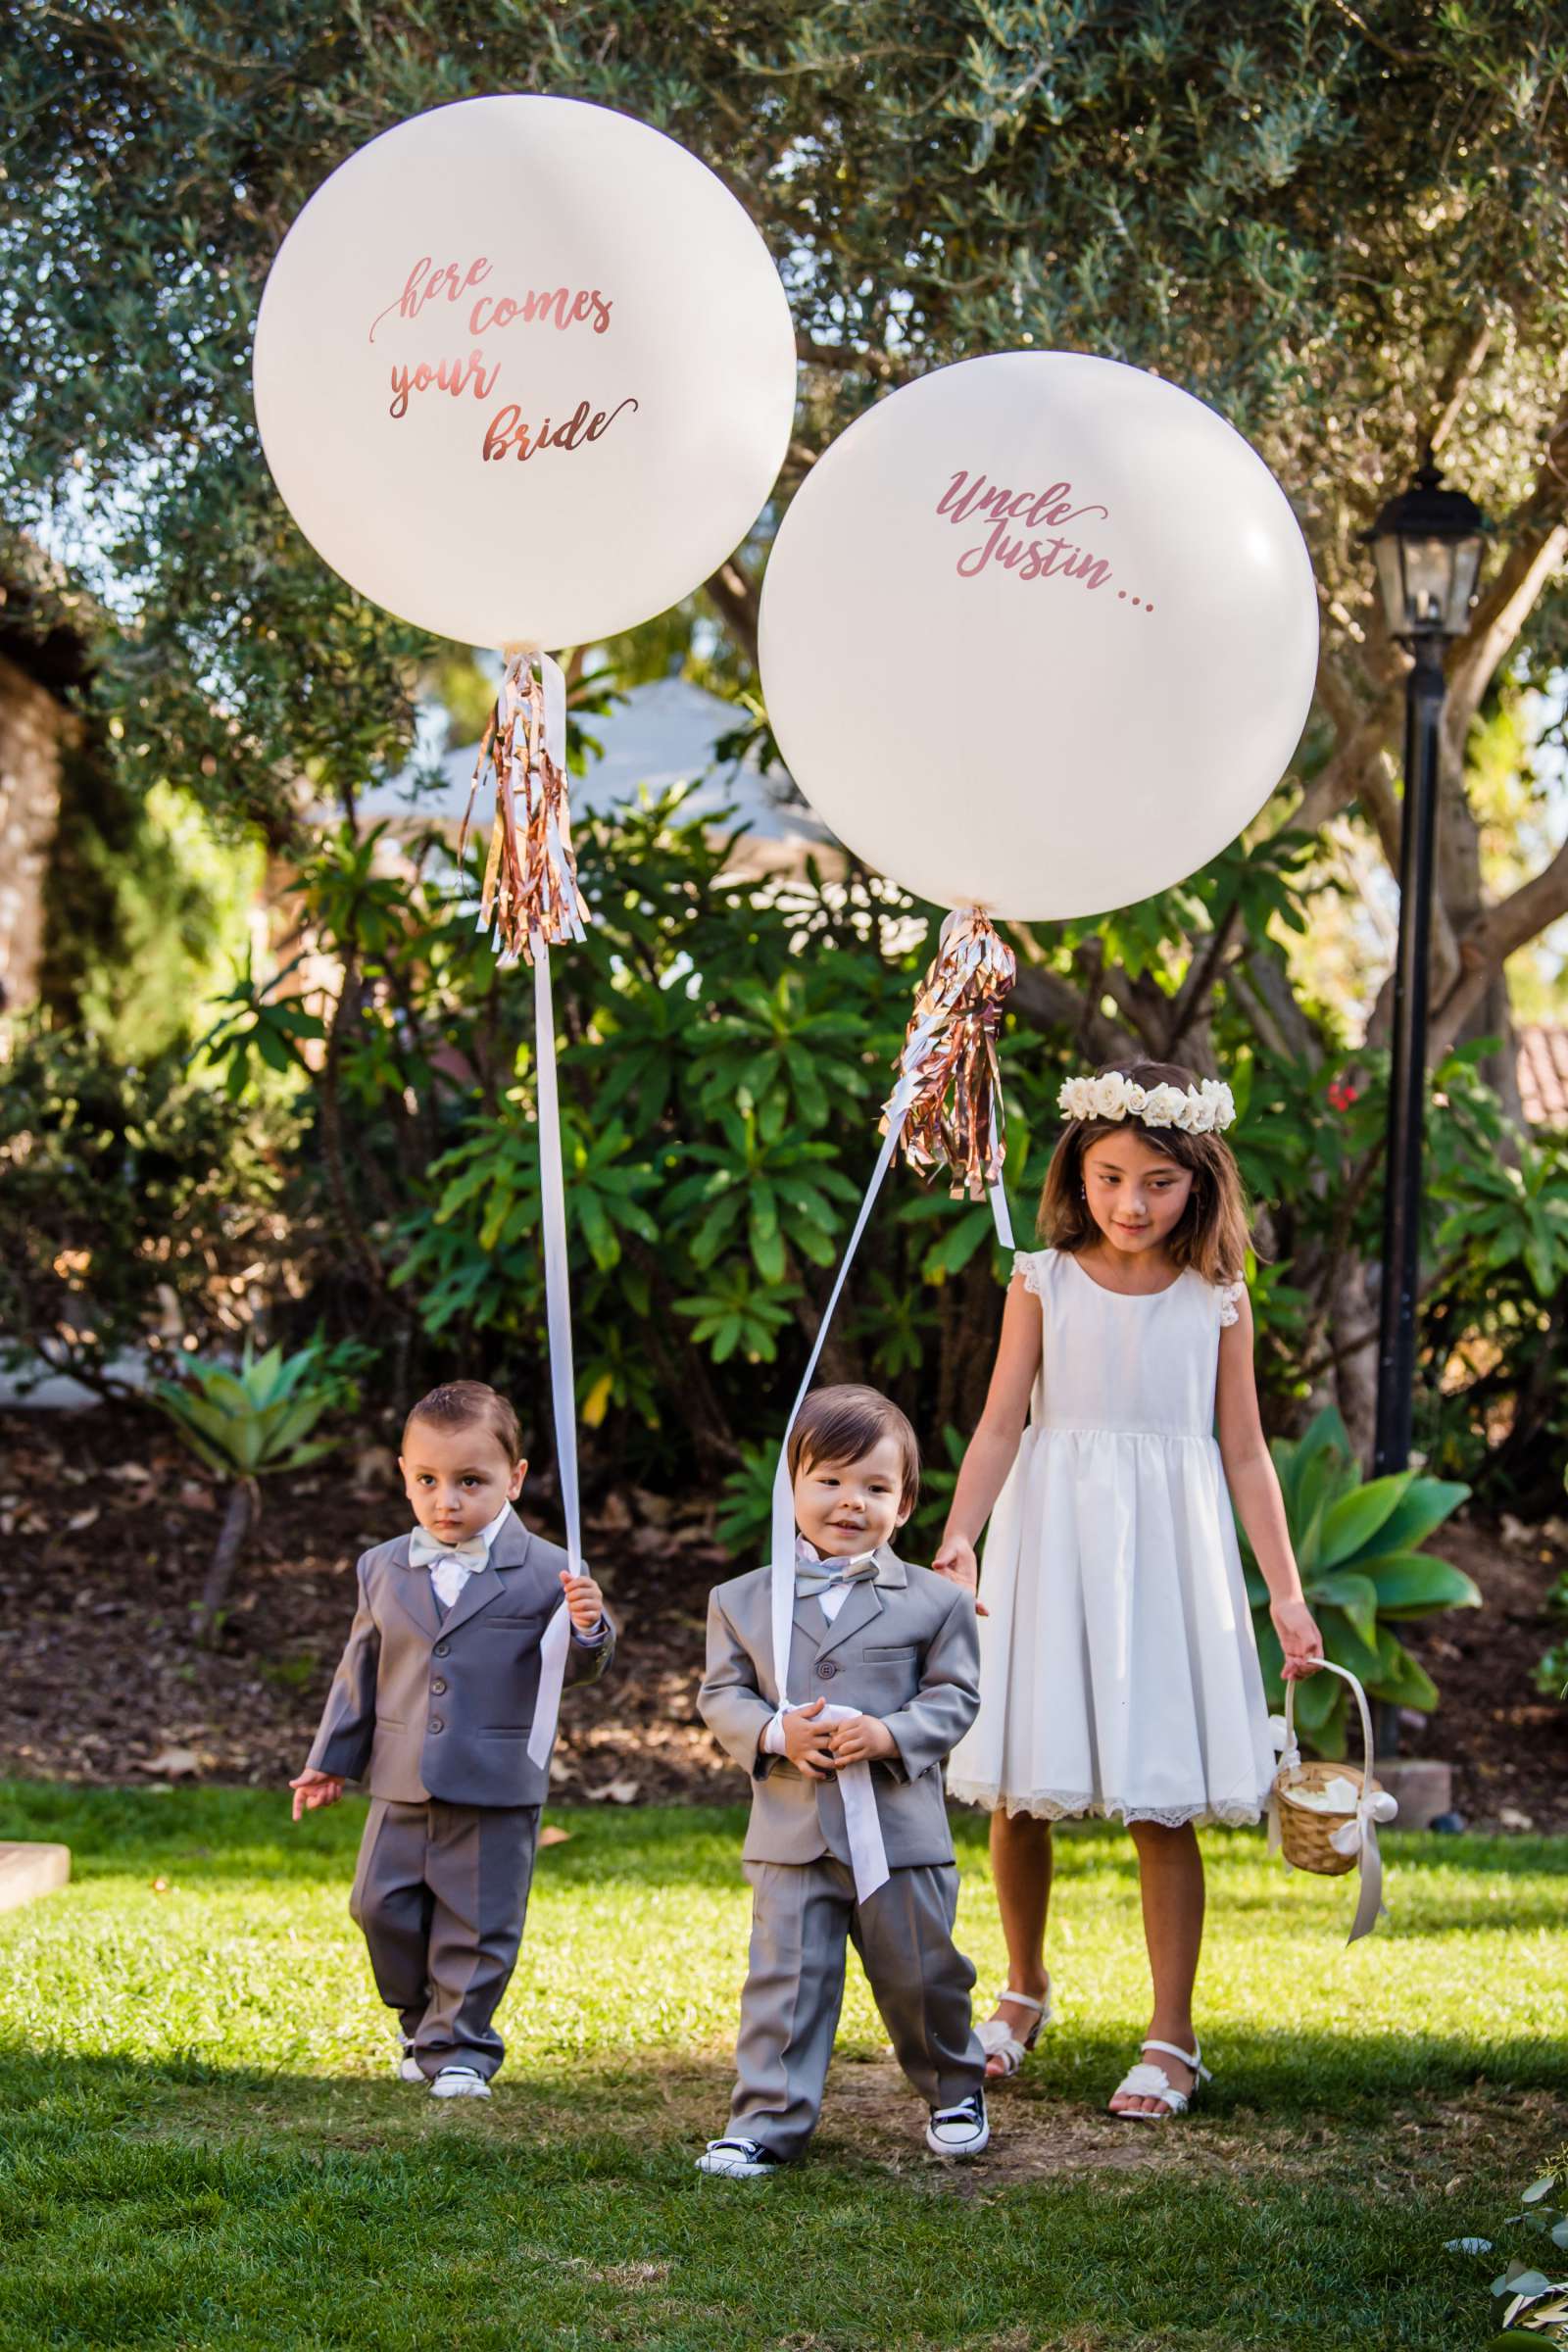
top-left (459, 649), bottom-right (587, 968)
top-left (459, 646), bottom-right (587, 1766)
top-left (888, 907), bottom-right (1016, 1248)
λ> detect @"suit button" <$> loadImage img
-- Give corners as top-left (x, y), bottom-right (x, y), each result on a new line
top-left (434, 1641), bottom-right (450, 1657)
top-left (816, 1660), bottom-right (837, 1680)
top-left (428, 1716), bottom-right (444, 1734)
top-left (430, 1678), bottom-right (447, 1696)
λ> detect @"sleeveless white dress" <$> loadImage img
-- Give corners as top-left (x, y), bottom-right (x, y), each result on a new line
top-left (946, 1248), bottom-right (1277, 1828)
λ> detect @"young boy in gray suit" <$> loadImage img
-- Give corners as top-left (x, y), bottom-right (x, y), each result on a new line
top-left (697, 1384), bottom-right (989, 2175)
top-left (289, 1380), bottom-right (612, 2097)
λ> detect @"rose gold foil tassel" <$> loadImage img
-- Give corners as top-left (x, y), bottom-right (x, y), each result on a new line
top-left (459, 650), bottom-right (588, 965)
top-left (882, 908), bottom-right (1016, 1202)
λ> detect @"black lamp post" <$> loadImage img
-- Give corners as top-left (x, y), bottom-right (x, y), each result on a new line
top-left (1362, 459), bottom-right (1488, 1480)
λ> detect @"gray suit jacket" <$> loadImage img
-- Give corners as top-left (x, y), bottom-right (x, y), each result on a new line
top-left (307, 1507), bottom-right (613, 1807)
top-left (699, 1545), bottom-right (980, 1869)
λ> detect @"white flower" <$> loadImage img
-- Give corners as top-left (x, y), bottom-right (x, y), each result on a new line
top-left (1056, 1068), bottom-right (1240, 1134)
top-left (1142, 1083), bottom-right (1185, 1127)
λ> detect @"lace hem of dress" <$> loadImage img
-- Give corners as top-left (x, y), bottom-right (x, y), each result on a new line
top-left (1218, 1279), bottom-right (1245, 1328)
top-left (945, 1777), bottom-right (1265, 1831)
top-left (1012, 1250), bottom-right (1048, 1298)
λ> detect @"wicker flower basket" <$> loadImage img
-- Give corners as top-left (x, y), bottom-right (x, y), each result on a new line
top-left (1271, 1664), bottom-right (1385, 1878)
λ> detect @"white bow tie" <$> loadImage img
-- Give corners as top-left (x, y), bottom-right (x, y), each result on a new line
top-left (409, 1527), bottom-right (491, 1610)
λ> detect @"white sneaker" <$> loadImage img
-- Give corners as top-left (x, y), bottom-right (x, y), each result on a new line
top-left (429, 2066), bottom-right (491, 2099)
top-left (926, 2090), bottom-right (990, 2158)
top-left (394, 2042), bottom-right (423, 2083)
top-left (696, 2136), bottom-right (782, 2179)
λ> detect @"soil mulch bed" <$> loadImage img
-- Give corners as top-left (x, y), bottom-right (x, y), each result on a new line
top-left (2, 1403), bottom-right (1565, 1832)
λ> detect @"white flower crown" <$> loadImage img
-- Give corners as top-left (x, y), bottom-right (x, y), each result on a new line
top-left (1057, 1070), bottom-right (1238, 1135)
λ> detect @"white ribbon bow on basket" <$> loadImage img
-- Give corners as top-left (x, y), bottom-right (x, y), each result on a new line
top-left (1268, 1658), bottom-right (1398, 1945)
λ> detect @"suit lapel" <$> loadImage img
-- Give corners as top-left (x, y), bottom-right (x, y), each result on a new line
top-left (389, 1536), bottom-right (442, 1642)
top-left (814, 1574), bottom-right (884, 1661)
top-left (440, 1516), bottom-right (533, 1640)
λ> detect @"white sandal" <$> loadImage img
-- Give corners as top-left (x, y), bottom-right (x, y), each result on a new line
top-left (975, 1986), bottom-right (1054, 2079)
top-left (1108, 2037), bottom-right (1211, 2122)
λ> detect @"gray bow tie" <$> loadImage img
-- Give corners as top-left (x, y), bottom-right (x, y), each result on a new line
top-left (795, 1552), bottom-right (880, 1599)
top-left (409, 1529), bottom-right (489, 1570)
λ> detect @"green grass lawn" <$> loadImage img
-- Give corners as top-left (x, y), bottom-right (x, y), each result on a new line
top-left (1, 1784), bottom-right (1563, 2350)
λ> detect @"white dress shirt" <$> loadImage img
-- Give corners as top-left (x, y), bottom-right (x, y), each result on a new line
top-left (422, 1502), bottom-right (607, 1641)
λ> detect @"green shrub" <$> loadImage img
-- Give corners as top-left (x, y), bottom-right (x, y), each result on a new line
top-left (1239, 1406), bottom-right (1477, 1755)
top-left (0, 1025), bottom-right (296, 1396)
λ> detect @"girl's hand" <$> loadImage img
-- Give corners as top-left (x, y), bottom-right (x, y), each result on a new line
top-left (561, 1569), bottom-right (606, 1633)
top-left (780, 1698), bottom-right (837, 1780)
top-left (931, 1535), bottom-right (988, 1617)
top-left (1271, 1597), bottom-right (1325, 1681)
top-left (289, 1768), bottom-right (344, 1821)
top-left (828, 1712), bottom-right (897, 1766)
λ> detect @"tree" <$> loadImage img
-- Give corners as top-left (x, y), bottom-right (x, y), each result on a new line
top-left (5, 0), bottom-right (1568, 1446)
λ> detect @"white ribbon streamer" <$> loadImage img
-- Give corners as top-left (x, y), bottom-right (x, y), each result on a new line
top-left (523, 664), bottom-right (585, 1773)
top-left (768, 1700), bottom-right (891, 1906)
top-left (816, 1703), bottom-right (890, 1904)
top-left (768, 1023), bottom-right (939, 1708)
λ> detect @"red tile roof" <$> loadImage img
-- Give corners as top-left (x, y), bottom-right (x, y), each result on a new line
top-left (1518, 1025), bottom-right (1568, 1126)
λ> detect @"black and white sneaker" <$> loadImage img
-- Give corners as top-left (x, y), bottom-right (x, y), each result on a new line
top-left (394, 2040), bottom-right (424, 2084)
top-left (926, 2089), bottom-right (990, 2158)
top-left (429, 2065), bottom-right (491, 2099)
top-left (695, 2135), bottom-right (782, 2179)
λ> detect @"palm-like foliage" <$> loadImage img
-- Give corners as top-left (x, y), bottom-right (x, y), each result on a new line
top-left (156, 1342), bottom-right (342, 1480)
top-left (1239, 1408), bottom-right (1478, 1755)
top-left (156, 1342), bottom-right (343, 1638)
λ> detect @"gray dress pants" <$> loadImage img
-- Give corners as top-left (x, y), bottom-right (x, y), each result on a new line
top-left (729, 1856), bottom-right (985, 2158)
top-left (349, 1797), bottom-right (540, 2080)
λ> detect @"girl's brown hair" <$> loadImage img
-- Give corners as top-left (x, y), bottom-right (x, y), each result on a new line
top-left (403, 1380), bottom-right (523, 1465)
top-left (1040, 1060), bottom-right (1251, 1287)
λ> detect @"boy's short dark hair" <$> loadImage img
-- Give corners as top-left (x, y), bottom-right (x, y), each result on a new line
top-left (787, 1384), bottom-right (920, 1516)
top-left (403, 1380), bottom-right (522, 1465)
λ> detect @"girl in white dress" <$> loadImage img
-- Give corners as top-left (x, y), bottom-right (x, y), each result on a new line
top-left (937, 1060), bottom-right (1323, 2122)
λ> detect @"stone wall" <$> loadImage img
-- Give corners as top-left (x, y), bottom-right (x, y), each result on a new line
top-left (0, 649), bottom-right (74, 1017)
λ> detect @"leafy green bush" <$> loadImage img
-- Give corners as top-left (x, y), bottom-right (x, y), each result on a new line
top-left (0, 1025), bottom-right (296, 1396)
top-left (1420, 1061), bottom-right (1568, 1510)
top-left (1239, 1406), bottom-right (1478, 1755)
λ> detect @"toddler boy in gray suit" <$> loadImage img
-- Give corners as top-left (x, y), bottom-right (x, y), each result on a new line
top-left (290, 1380), bottom-right (613, 2097)
top-left (697, 1384), bottom-right (989, 2175)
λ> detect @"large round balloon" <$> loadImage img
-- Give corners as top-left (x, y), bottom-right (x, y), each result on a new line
top-left (253, 96), bottom-right (797, 650)
top-left (758, 353), bottom-right (1317, 919)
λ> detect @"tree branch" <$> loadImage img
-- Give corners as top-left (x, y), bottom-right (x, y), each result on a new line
top-left (1007, 956), bottom-right (1140, 1062)
top-left (1429, 830), bottom-right (1568, 1060)
top-left (1446, 386), bottom-right (1568, 721)
top-left (702, 559), bottom-right (760, 669)
top-left (1426, 319), bottom-right (1494, 458)
top-left (798, 337), bottom-right (906, 383)
top-left (1291, 673), bottom-right (1401, 838)
top-left (1164, 900), bottom-right (1244, 1057)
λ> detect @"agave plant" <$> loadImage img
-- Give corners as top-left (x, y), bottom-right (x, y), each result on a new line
top-left (1239, 1407), bottom-right (1479, 1756)
top-left (156, 1340), bottom-right (345, 1640)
